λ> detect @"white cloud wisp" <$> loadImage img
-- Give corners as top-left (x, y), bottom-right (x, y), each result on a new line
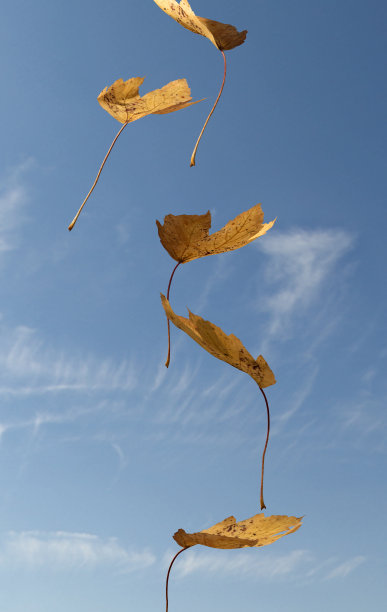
top-left (257, 228), bottom-right (354, 341)
top-left (167, 547), bottom-right (366, 584)
top-left (0, 323), bottom-right (137, 395)
top-left (0, 160), bottom-right (32, 257)
top-left (0, 531), bottom-right (155, 574)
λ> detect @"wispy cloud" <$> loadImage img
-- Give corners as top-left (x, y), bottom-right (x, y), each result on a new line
top-left (0, 160), bottom-right (32, 257)
top-left (0, 323), bottom-right (137, 395)
top-left (0, 161), bottom-right (137, 399)
top-left (148, 353), bottom-right (250, 441)
top-left (0, 531), bottom-right (155, 573)
top-left (338, 393), bottom-right (387, 452)
top-left (273, 365), bottom-right (319, 430)
top-left (175, 548), bottom-right (310, 580)
top-left (256, 228), bottom-right (354, 342)
top-left (324, 556), bottom-right (366, 580)
top-left (165, 547), bottom-right (365, 584)
top-left (0, 399), bottom-right (120, 439)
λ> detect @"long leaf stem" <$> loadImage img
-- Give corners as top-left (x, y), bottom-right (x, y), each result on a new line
top-left (190, 49), bottom-right (227, 167)
top-left (165, 261), bottom-right (181, 367)
top-left (166, 547), bottom-right (189, 612)
top-left (68, 122), bottom-right (129, 231)
top-left (258, 385), bottom-right (271, 510)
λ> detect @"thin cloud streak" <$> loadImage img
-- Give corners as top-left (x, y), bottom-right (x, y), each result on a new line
top-left (0, 160), bottom-right (32, 256)
top-left (256, 228), bottom-right (354, 343)
top-left (271, 365), bottom-right (319, 434)
top-left (0, 400), bottom-right (126, 443)
top-left (176, 548), bottom-right (309, 580)
top-left (337, 393), bottom-right (387, 452)
top-left (0, 324), bottom-right (137, 395)
top-left (0, 531), bottom-right (155, 573)
top-left (324, 556), bottom-right (366, 580)
top-left (168, 547), bottom-right (366, 583)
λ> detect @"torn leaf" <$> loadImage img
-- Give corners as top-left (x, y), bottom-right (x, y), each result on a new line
top-left (157, 204), bottom-right (275, 263)
top-left (97, 76), bottom-right (201, 124)
top-left (174, 513), bottom-right (303, 549)
top-left (68, 77), bottom-right (201, 230)
top-left (160, 295), bottom-right (276, 388)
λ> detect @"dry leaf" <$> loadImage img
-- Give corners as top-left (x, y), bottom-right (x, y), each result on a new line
top-left (160, 295), bottom-right (276, 388)
top-left (174, 513), bottom-right (303, 549)
top-left (159, 205), bottom-right (275, 370)
top-left (97, 76), bottom-right (200, 125)
top-left (68, 77), bottom-right (201, 230)
top-left (153, 1), bottom-right (247, 166)
top-left (153, 0), bottom-right (247, 51)
top-left (157, 204), bottom-right (275, 263)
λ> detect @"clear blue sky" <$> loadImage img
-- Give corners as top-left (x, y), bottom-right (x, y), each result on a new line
top-left (0, 1), bottom-right (386, 610)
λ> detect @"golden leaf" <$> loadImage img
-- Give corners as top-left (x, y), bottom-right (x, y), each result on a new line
top-left (174, 513), bottom-right (303, 549)
top-left (68, 77), bottom-right (201, 230)
top-left (157, 204), bottom-right (275, 263)
top-left (153, 1), bottom-right (247, 166)
top-left (152, 0), bottom-right (247, 51)
top-left (97, 76), bottom-right (201, 125)
top-left (160, 295), bottom-right (276, 388)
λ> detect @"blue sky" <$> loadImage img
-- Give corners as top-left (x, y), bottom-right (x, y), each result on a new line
top-left (0, 0), bottom-right (386, 610)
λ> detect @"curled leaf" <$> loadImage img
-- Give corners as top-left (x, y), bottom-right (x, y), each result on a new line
top-left (152, 0), bottom-right (247, 51)
top-left (68, 77), bottom-right (201, 231)
top-left (173, 513), bottom-right (303, 549)
top-left (97, 76), bottom-right (201, 124)
top-left (152, 1), bottom-right (247, 166)
top-left (157, 204), bottom-right (275, 263)
top-left (160, 295), bottom-right (276, 388)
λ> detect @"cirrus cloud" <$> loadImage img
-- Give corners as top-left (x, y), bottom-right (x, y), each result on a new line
top-left (0, 531), bottom-right (155, 574)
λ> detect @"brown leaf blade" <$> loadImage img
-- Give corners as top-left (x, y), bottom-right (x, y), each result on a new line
top-left (157, 211), bottom-right (212, 262)
top-left (98, 77), bottom-right (201, 125)
top-left (197, 17), bottom-right (247, 51)
top-left (160, 295), bottom-right (276, 388)
top-left (153, 0), bottom-right (247, 51)
top-left (157, 205), bottom-right (276, 263)
top-left (173, 514), bottom-right (303, 549)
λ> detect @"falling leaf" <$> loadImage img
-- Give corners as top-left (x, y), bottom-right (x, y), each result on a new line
top-left (152, 1), bottom-right (247, 166)
top-left (173, 513), bottom-right (303, 549)
top-left (68, 77), bottom-right (201, 231)
top-left (161, 296), bottom-right (274, 508)
top-left (166, 514), bottom-right (302, 610)
top-left (152, 0), bottom-right (247, 51)
top-left (159, 205), bottom-right (275, 369)
top-left (157, 204), bottom-right (275, 263)
top-left (97, 76), bottom-right (201, 124)
top-left (160, 295), bottom-right (276, 388)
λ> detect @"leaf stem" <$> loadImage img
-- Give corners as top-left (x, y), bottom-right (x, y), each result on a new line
top-left (166, 547), bottom-right (189, 612)
top-left (68, 122), bottom-right (129, 231)
top-left (258, 385), bottom-right (271, 510)
top-left (190, 49), bottom-right (227, 167)
top-left (165, 261), bottom-right (181, 367)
